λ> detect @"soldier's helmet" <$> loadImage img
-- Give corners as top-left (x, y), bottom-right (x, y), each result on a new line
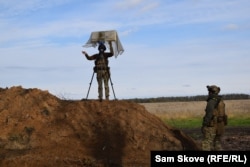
top-left (98, 42), bottom-right (106, 51)
top-left (207, 85), bottom-right (220, 94)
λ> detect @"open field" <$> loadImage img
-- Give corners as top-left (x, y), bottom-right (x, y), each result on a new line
top-left (141, 99), bottom-right (250, 150)
top-left (140, 99), bottom-right (250, 128)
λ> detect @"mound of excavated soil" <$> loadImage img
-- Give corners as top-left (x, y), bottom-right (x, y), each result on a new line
top-left (0, 86), bottom-right (199, 166)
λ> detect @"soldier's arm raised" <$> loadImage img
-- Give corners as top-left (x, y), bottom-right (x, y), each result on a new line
top-left (82, 51), bottom-right (96, 60)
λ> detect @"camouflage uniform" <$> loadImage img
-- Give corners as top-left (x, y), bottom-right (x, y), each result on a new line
top-left (83, 42), bottom-right (114, 101)
top-left (201, 85), bottom-right (227, 151)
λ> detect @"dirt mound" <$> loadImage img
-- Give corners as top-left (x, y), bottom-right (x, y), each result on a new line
top-left (0, 86), bottom-right (199, 166)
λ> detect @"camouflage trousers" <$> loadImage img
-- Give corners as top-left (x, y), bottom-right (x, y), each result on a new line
top-left (201, 126), bottom-right (223, 151)
top-left (96, 70), bottom-right (110, 100)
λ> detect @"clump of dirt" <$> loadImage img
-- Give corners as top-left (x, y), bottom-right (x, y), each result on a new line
top-left (0, 86), bottom-right (199, 166)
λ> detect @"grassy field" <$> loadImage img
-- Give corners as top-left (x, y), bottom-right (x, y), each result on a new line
top-left (140, 99), bottom-right (250, 129)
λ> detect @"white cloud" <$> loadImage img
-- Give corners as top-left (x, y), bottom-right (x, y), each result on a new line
top-left (0, 0), bottom-right (70, 16)
top-left (115, 0), bottom-right (143, 10)
top-left (140, 2), bottom-right (159, 13)
top-left (1, 0), bottom-right (250, 99)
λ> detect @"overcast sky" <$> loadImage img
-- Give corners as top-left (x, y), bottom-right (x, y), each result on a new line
top-left (1, 0), bottom-right (250, 100)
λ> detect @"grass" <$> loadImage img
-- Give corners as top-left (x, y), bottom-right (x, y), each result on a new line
top-left (160, 116), bottom-right (250, 129)
top-left (162, 117), bottom-right (202, 129)
top-left (227, 117), bottom-right (250, 127)
top-left (140, 99), bottom-right (250, 129)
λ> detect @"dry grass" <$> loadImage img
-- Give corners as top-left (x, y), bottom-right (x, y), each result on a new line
top-left (140, 99), bottom-right (250, 120)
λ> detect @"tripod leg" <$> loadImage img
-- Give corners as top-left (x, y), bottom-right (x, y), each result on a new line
top-left (86, 71), bottom-right (95, 100)
top-left (109, 77), bottom-right (117, 100)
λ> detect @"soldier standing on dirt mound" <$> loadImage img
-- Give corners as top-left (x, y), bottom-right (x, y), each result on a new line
top-left (82, 41), bottom-right (114, 101)
top-left (201, 85), bottom-right (227, 151)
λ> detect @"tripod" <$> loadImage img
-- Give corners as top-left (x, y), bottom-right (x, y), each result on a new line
top-left (85, 70), bottom-right (117, 100)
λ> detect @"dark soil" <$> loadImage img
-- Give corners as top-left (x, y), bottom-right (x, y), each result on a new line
top-left (182, 127), bottom-right (250, 151)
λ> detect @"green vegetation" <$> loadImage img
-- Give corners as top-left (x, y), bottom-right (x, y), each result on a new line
top-left (161, 117), bottom-right (250, 129)
top-left (162, 117), bottom-right (202, 129)
top-left (227, 117), bottom-right (250, 127)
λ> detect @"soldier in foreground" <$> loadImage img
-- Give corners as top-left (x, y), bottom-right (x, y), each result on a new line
top-left (201, 85), bottom-right (227, 151)
top-left (82, 41), bottom-right (114, 101)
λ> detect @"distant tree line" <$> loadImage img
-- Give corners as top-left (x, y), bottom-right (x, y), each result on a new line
top-left (125, 94), bottom-right (250, 103)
